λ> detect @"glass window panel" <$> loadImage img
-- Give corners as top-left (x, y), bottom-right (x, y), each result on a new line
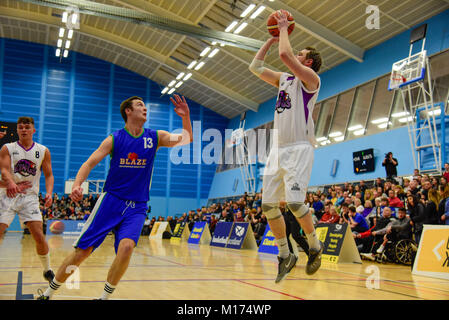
top-left (315, 96), bottom-right (337, 141)
top-left (329, 89), bottom-right (355, 142)
top-left (312, 102), bottom-right (321, 124)
top-left (430, 50), bottom-right (449, 106)
top-left (366, 75), bottom-right (395, 136)
top-left (347, 81), bottom-right (375, 138)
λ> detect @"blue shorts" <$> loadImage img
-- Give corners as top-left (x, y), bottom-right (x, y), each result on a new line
top-left (73, 192), bottom-right (147, 253)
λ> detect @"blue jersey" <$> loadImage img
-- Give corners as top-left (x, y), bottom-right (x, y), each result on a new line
top-left (103, 128), bottom-right (158, 202)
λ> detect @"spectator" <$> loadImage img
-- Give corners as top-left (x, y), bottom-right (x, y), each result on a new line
top-left (407, 194), bottom-right (426, 244)
top-left (364, 189), bottom-right (374, 202)
top-left (408, 179), bottom-right (420, 195)
top-left (358, 206), bottom-right (395, 258)
top-left (361, 200), bottom-right (374, 218)
top-left (319, 205), bottom-right (340, 224)
top-left (443, 163), bottom-right (449, 182)
top-left (440, 176), bottom-right (448, 189)
top-left (388, 189), bottom-right (404, 208)
top-left (376, 208), bottom-right (412, 254)
top-left (421, 180), bottom-right (432, 199)
top-left (234, 210), bottom-right (245, 222)
top-left (311, 194), bottom-right (324, 219)
top-left (348, 205), bottom-right (369, 234)
top-left (426, 188), bottom-right (441, 225)
top-left (339, 203), bottom-right (350, 224)
top-left (382, 152), bottom-right (398, 181)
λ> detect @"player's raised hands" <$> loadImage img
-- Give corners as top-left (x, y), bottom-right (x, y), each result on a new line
top-left (170, 94), bottom-right (190, 118)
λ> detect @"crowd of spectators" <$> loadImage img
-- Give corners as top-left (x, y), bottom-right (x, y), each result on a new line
top-left (39, 193), bottom-right (100, 222)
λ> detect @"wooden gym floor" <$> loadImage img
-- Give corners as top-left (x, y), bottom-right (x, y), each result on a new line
top-left (0, 232), bottom-right (448, 300)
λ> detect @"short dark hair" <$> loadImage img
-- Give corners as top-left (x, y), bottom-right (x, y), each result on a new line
top-left (398, 207), bottom-right (406, 213)
top-left (305, 47), bottom-right (322, 72)
top-left (120, 96), bottom-right (143, 122)
top-left (348, 206), bottom-right (356, 213)
top-left (17, 116), bottom-right (34, 125)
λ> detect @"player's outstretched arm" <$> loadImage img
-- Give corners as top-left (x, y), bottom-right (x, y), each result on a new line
top-left (41, 148), bottom-right (54, 208)
top-left (158, 94), bottom-right (193, 148)
top-left (249, 37), bottom-right (282, 88)
top-left (276, 10), bottom-right (319, 91)
top-left (71, 136), bottom-right (112, 201)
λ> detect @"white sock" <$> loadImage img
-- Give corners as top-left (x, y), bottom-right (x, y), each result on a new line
top-left (275, 237), bottom-right (290, 259)
top-left (44, 278), bottom-right (62, 298)
top-left (38, 253), bottom-right (51, 272)
top-left (306, 230), bottom-right (321, 251)
top-left (100, 282), bottom-right (116, 300)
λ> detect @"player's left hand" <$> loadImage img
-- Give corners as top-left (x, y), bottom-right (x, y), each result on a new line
top-left (44, 193), bottom-right (53, 208)
top-left (274, 10), bottom-right (289, 31)
top-left (170, 94), bottom-right (190, 118)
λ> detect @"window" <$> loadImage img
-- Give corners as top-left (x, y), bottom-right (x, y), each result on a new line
top-left (347, 81), bottom-right (375, 138)
top-left (366, 75), bottom-right (395, 136)
top-left (315, 96), bottom-right (337, 144)
top-left (328, 89), bottom-right (355, 142)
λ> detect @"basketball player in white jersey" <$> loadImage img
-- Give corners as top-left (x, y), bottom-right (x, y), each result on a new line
top-left (249, 10), bottom-right (323, 282)
top-left (0, 116), bottom-right (55, 283)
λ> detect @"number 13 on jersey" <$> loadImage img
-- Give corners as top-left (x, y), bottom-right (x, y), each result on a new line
top-left (143, 137), bottom-right (153, 149)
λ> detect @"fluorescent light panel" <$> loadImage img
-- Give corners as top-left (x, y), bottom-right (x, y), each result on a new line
top-left (176, 72), bottom-right (185, 80)
top-left (67, 29), bottom-right (74, 39)
top-left (194, 61), bottom-right (205, 70)
top-left (161, 87), bottom-right (169, 94)
top-left (183, 73), bottom-right (192, 81)
top-left (250, 6), bottom-right (265, 19)
top-left (187, 61), bottom-right (197, 69)
top-left (234, 22), bottom-right (248, 34)
top-left (168, 88), bottom-right (176, 94)
top-left (240, 4), bottom-right (256, 17)
top-left (208, 48), bottom-right (220, 58)
top-left (200, 47), bottom-right (211, 57)
top-left (225, 21), bottom-right (238, 32)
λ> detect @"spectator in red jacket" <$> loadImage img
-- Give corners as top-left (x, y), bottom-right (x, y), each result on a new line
top-left (319, 205), bottom-right (340, 224)
top-left (443, 163), bottom-right (449, 182)
top-left (388, 189), bottom-right (404, 208)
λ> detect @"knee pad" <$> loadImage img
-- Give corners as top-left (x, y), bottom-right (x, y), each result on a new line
top-left (287, 202), bottom-right (309, 219)
top-left (261, 203), bottom-right (282, 220)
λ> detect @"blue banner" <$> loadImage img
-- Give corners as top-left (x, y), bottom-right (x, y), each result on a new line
top-left (226, 222), bottom-right (250, 249)
top-left (187, 221), bottom-right (207, 244)
top-left (46, 219), bottom-right (85, 237)
top-left (258, 224), bottom-right (279, 254)
top-left (210, 222), bottom-right (233, 247)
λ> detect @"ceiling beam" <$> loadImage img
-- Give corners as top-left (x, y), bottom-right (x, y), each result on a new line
top-left (262, 0), bottom-right (365, 63)
top-left (0, 6), bottom-right (259, 111)
top-left (17, 0), bottom-right (265, 51)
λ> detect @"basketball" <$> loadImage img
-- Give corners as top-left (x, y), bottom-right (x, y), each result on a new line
top-left (49, 221), bottom-right (65, 234)
top-left (267, 10), bottom-right (295, 37)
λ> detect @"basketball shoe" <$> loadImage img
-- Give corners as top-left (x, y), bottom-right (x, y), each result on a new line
top-left (275, 252), bottom-right (298, 283)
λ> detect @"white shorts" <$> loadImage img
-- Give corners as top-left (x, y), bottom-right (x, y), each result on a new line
top-left (262, 142), bottom-right (314, 204)
top-left (0, 192), bottom-right (42, 228)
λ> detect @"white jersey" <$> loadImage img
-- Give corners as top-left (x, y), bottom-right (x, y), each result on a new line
top-left (4, 141), bottom-right (47, 196)
top-left (273, 73), bottom-right (320, 146)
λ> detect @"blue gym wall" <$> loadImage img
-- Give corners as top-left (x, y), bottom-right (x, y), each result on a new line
top-left (0, 38), bottom-right (228, 217)
top-left (209, 9), bottom-right (449, 198)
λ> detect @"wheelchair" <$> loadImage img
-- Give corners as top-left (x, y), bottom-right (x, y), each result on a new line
top-left (375, 238), bottom-right (417, 266)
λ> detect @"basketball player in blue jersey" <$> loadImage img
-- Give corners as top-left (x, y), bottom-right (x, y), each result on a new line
top-left (37, 94), bottom-right (193, 300)
top-left (249, 10), bottom-right (323, 283)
